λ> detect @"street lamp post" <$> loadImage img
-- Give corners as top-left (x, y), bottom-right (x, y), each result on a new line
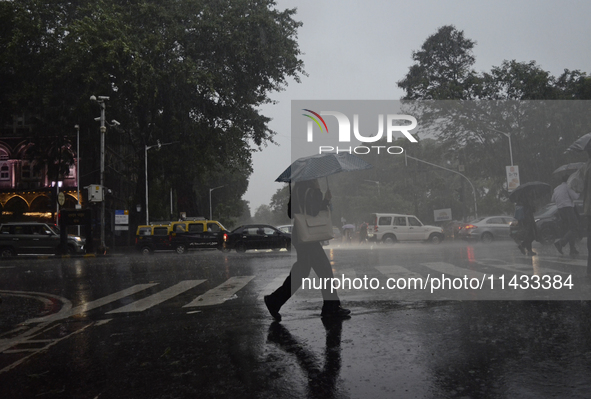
top-left (364, 180), bottom-right (380, 196)
top-left (145, 140), bottom-right (175, 224)
top-left (487, 127), bottom-right (513, 166)
top-left (90, 95), bottom-right (109, 252)
top-left (209, 185), bottom-right (225, 220)
top-left (75, 125), bottom-right (80, 235)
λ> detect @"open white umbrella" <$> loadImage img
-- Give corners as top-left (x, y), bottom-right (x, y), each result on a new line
top-left (275, 153), bottom-right (373, 183)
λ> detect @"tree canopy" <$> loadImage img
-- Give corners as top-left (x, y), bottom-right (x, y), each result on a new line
top-left (394, 25), bottom-right (591, 220)
top-left (0, 0), bottom-right (305, 222)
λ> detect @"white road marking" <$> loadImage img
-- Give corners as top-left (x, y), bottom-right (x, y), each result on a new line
top-left (375, 265), bottom-right (423, 279)
top-left (28, 284), bottom-right (158, 322)
top-left (184, 276), bottom-right (255, 307)
top-left (258, 276), bottom-right (285, 300)
top-left (475, 259), bottom-right (570, 275)
top-left (422, 262), bottom-right (486, 279)
top-left (107, 280), bottom-right (205, 314)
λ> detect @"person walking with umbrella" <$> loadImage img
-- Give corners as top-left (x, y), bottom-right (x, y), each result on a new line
top-left (264, 153), bottom-right (372, 320)
top-left (517, 192), bottom-right (538, 256)
top-left (510, 182), bottom-right (550, 256)
top-left (581, 149), bottom-right (591, 275)
top-left (264, 178), bottom-right (351, 320)
top-left (551, 174), bottom-right (580, 256)
top-left (565, 133), bottom-right (591, 275)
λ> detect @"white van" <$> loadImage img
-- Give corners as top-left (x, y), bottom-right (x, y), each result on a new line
top-left (368, 213), bottom-right (444, 244)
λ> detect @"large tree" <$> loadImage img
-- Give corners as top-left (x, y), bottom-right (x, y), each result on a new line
top-left (397, 25), bottom-right (479, 100)
top-left (0, 0), bottom-right (305, 220)
top-left (397, 26), bottom-right (591, 218)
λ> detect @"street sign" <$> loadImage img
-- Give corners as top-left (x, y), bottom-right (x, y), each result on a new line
top-left (506, 166), bottom-right (520, 192)
top-left (115, 210), bottom-right (129, 225)
top-left (57, 192), bottom-right (65, 206)
top-left (434, 208), bottom-right (452, 222)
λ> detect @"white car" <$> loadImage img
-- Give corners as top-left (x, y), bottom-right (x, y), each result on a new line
top-left (368, 213), bottom-right (444, 244)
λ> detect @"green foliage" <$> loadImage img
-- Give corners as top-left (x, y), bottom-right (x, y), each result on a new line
top-left (396, 25), bottom-right (591, 219)
top-left (0, 0), bottom-right (305, 221)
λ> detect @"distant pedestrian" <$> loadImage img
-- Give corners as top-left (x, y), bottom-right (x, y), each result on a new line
top-left (358, 222), bottom-right (368, 244)
top-left (552, 174), bottom-right (580, 256)
top-left (516, 192), bottom-right (538, 256)
top-left (582, 150), bottom-right (591, 276)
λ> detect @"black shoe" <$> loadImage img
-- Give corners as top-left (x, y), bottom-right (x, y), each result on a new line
top-left (554, 240), bottom-right (563, 255)
top-left (527, 251), bottom-right (537, 256)
top-left (518, 245), bottom-right (526, 255)
top-left (570, 249), bottom-right (580, 256)
top-left (264, 295), bottom-right (282, 322)
top-left (321, 304), bottom-right (351, 319)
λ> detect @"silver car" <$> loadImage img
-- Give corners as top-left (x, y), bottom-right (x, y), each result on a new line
top-left (458, 216), bottom-right (516, 243)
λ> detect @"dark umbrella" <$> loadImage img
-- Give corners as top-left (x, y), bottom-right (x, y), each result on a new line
top-left (566, 132), bottom-right (591, 153)
top-left (275, 153), bottom-right (373, 183)
top-left (552, 162), bottom-right (586, 177)
top-left (509, 181), bottom-right (551, 203)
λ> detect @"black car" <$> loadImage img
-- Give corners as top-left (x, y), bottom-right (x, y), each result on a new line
top-left (223, 224), bottom-right (291, 253)
top-left (510, 200), bottom-right (586, 245)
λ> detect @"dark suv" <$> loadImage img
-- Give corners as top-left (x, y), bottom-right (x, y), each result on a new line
top-left (135, 224), bottom-right (173, 255)
top-left (0, 222), bottom-right (86, 256)
top-left (510, 200), bottom-right (586, 245)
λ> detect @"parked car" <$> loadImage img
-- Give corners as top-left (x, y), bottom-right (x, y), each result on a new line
top-left (367, 213), bottom-right (444, 244)
top-left (223, 224), bottom-right (291, 253)
top-left (135, 224), bottom-right (173, 255)
top-left (169, 219), bottom-right (228, 254)
top-left (0, 222), bottom-right (86, 256)
top-left (510, 200), bottom-right (585, 245)
top-left (458, 216), bottom-right (515, 243)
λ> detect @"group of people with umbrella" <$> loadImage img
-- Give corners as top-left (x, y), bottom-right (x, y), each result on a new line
top-left (511, 132), bottom-right (591, 274)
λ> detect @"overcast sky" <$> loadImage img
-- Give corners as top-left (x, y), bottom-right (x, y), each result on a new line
top-left (243, 0), bottom-right (591, 212)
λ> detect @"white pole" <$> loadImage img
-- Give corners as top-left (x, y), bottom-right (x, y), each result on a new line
top-left (145, 144), bottom-right (149, 225)
top-left (209, 185), bottom-right (225, 220)
top-left (76, 125), bottom-right (80, 236)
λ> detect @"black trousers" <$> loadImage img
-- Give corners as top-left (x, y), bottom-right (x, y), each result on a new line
top-left (557, 207), bottom-right (578, 251)
top-left (270, 239), bottom-right (340, 306)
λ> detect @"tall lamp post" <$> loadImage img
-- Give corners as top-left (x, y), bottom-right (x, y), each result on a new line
top-left (145, 140), bottom-right (175, 224)
top-left (209, 185), bottom-right (225, 220)
top-left (75, 125), bottom-right (80, 236)
top-left (487, 127), bottom-right (513, 166)
top-left (90, 95), bottom-right (109, 251)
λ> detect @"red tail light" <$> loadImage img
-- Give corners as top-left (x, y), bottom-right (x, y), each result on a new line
top-left (374, 225), bottom-right (378, 232)
top-left (464, 224), bottom-right (477, 230)
top-left (223, 233), bottom-right (228, 242)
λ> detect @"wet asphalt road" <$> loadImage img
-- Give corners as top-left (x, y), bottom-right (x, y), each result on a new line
top-left (1, 240), bottom-right (591, 398)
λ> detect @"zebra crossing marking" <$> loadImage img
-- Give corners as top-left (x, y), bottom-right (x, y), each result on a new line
top-left (107, 280), bottom-right (206, 314)
top-left (475, 259), bottom-right (571, 275)
top-left (26, 284), bottom-right (157, 323)
top-left (421, 262), bottom-right (486, 279)
top-left (183, 276), bottom-right (255, 307)
top-left (258, 276), bottom-right (286, 300)
top-left (375, 265), bottom-right (422, 279)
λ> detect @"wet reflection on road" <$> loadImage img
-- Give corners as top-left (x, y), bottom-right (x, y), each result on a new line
top-left (267, 319), bottom-right (345, 399)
